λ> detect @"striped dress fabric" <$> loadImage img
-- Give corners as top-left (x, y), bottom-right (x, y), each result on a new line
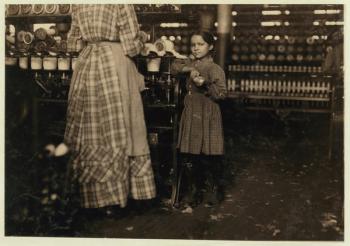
top-left (171, 56), bottom-right (227, 155)
top-left (64, 4), bottom-right (156, 208)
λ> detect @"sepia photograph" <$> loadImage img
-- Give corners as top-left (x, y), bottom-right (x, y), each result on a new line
top-left (2, 1), bottom-right (346, 244)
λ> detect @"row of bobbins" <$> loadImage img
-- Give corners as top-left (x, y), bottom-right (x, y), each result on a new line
top-left (6, 4), bottom-right (71, 16)
top-left (6, 53), bottom-right (78, 71)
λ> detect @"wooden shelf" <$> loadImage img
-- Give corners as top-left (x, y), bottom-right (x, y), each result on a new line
top-left (6, 15), bottom-right (71, 24)
top-left (34, 98), bottom-right (178, 108)
top-left (229, 71), bottom-right (323, 76)
top-left (36, 98), bottom-right (67, 104)
top-left (144, 103), bottom-right (176, 109)
top-left (147, 126), bottom-right (174, 131)
top-left (137, 12), bottom-right (191, 23)
top-left (243, 106), bottom-right (331, 114)
top-left (227, 92), bottom-right (330, 101)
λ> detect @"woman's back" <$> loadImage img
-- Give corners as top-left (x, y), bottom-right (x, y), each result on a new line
top-left (73, 5), bottom-right (123, 42)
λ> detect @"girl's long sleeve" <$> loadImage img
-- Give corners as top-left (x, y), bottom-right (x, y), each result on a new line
top-left (204, 64), bottom-right (227, 100)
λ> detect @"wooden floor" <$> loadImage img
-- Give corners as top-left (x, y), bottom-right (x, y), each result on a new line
top-left (71, 113), bottom-right (344, 241)
top-left (4, 109), bottom-right (344, 241)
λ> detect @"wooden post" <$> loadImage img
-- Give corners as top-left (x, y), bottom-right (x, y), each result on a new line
top-left (328, 81), bottom-right (336, 160)
top-left (215, 5), bottom-right (232, 69)
top-left (199, 9), bottom-right (215, 32)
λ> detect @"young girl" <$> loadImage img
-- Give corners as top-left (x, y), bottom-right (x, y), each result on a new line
top-left (171, 31), bottom-right (227, 207)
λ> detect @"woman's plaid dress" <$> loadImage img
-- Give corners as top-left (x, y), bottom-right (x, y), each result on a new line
top-left (64, 5), bottom-right (156, 208)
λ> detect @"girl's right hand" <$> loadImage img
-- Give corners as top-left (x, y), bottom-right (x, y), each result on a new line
top-left (190, 69), bottom-right (200, 80)
top-left (193, 76), bottom-right (205, 86)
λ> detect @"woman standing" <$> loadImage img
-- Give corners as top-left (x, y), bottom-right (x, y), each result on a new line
top-left (64, 4), bottom-right (156, 213)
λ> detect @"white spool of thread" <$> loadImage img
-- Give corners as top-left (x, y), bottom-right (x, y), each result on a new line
top-left (19, 55), bottom-right (29, 69)
top-left (43, 56), bottom-right (57, 70)
top-left (58, 56), bottom-right (71, 71)
top-left (31, 56), bottom-right (43, 70)
top-left (146, 58), bottom-right (161, 72)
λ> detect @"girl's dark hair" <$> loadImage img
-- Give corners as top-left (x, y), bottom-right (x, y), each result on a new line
top-left (191, 31), bottom-right (215, 46)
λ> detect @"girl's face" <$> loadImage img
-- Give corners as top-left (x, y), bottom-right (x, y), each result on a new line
top-left (190, 35), bottom-right (213, 59)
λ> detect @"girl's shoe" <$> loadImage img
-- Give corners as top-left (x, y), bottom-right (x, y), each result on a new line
top-left (204, 185), bottom-right (225, 207)
top-left (182, 185), bottom-right (202, 208)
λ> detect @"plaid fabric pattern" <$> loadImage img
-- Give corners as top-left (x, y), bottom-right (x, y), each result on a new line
top-left (78, 153), bottom-right (130, 208)
top-left (67, 5), bottom-right (81, 52)
top-left (67, 4), bottom-right (143, 57)
top-left (172, 56), bottom-right (227, 155)
top-left (78, 154), bottom-right (155, 208)
top-left (65, 6), bottom-right (156, 208)
top-left (80, 180), bottom-right (129, 208)
top-left (130, 155), bottom-right (157, 200)
top-left (115, 4), bottom-right (144, 57)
